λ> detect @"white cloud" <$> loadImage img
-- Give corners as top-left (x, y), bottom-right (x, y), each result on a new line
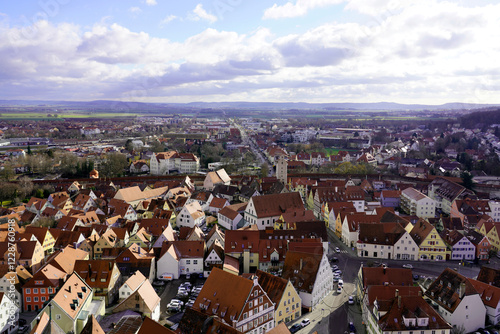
top-left (1, 1), bottom-right (500, 104)
top-left (129, 7), bottom-right (142, 14)
top-left (143, 0), bottom-right (157, 6)
top-left (263, 0), bottom-right (344, 19)
top-left (189, 4), bottom-right (218, 23)
top-left (160, 15), bottom-right (177, 26)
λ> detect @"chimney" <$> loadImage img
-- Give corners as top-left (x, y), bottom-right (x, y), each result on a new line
top-left (398, 295), bottom-right (401, 309)
top-left (383, 267), bottom-right (386, 275)
top-left (109, 262), bottom-right (112, 270)
top-left (395, 289), bottom-right (399, 298)
top-left (299, 258), bottom-right (303, 271)
top-left (459, 282), bottom-right (466, 298)
top-left (89, 264), bottom-right (91, 272)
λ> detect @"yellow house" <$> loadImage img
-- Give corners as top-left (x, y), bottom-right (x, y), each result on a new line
top-left (94, 229), bottom-right (118, 259)
top-left (409, 219), bottom-right (449, 261)
top-left (306, 190), bottom-right (316, 211)
top-left (32, 272), bottom-right (105, 334)
top-left (126, 227), bottom-right (152, 248)
top-left (225, 230), bottom-right (260, 273)
top-left (25, 226), bottom-right (56, 254)
top-left (254, 269), bottom-right (302, 326)
top-left (486, 223), bottom-right (500, 252)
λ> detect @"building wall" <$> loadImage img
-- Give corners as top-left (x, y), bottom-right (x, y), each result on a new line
top-left (418, 230), bottom-right (448, 261)
top-left (434, 294), bottom-right (485, 334)
top-left (357, 243), bottom-right (394, 260)
top-left (450, 238), bottom-right (475, 260)
top-left (0, 294), bottom-right (18, 334)
top-left (179, 258), bottom-right (203, 275)
top-left (393, 233), bottom-right (418, 261)
top-left (157, 252), bottom-right (180, 280)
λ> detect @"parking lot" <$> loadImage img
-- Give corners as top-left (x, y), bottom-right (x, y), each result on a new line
top-left (159, 275), bottom-right (206, 322)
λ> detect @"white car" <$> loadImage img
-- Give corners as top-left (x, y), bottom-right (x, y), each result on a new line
top-left (402, 264), bottom-right (413, 269)
top-left (337, 286), bottom-right (342, 294)
top-left (338, 279), bottom-right (344, 287)
top-left (335, 247), bottom-right (341, 253)
top-left (348, 296), bottom-right (354, 305)
top-left (300, 319), bottom-right (310, 328)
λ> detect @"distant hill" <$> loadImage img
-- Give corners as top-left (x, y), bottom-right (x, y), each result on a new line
top-left (0, 100), bottom-right (498, 111)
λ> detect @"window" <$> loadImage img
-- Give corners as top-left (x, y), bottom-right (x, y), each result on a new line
top-left (26, 297), bottom-right (31, 302)
top-left (193, 260), bottom-right (198, 264)
top-left (26, 288), bottom-right (31, 294)
top-left (41, 297), bottom-right (46, 302)
top-left (33, 288), bottom-right (38, 294)
top-left (41, 288), bottom-right (46, 294)
top-left (56, 315), bottom-right (61, 320)
top-left (34, 297), bottom-right (39, 302)
top-left (186, 260), bottom-right (191, 264)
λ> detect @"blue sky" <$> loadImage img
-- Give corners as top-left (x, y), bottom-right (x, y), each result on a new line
top-left (1, 0), bottom-right (499, 104)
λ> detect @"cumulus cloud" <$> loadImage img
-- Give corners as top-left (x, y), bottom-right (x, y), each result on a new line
top-left (1, 1), bottom-right (500, 104)
top-left (189, 4), bottom-right (218, 23)
top-left (129, 7), bottom-right (142, 14)
top-left (160, 15), bottom-right (177, 26)
top-left (263, 0), bottom-right (344, 19)
top-left (143, 0), bottom-right (157, 6)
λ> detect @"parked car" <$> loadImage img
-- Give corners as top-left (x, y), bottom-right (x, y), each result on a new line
top-left (338, 279), bottom-right (344, 287)
top-left (170, 299), bottom-right (184, 306)
top-left (334, 269), bottom-right (342, 275)
top-left (349, 322), bottom-right (356, 333)
top-left (330, 256), bottom-right (338, 262)
top-left (186, 273), bottom-right (191, 279)
top-left (289, 324), bottom-right (302, 333)
top-left (331, 265), bottom-right (339, 270)
top-left (402, 264), bottom-right (413, 269)
top-left (152, 280), bottom-right (165, 286)
top-left (348, 296), bottom-right (354, 305)
top-left (300, 319), bottom-right (310, 328)
top-left (413, 274), bottom-right (420, 280)
top-left (337, 286), bottom-right (342, 294)
top-left (18, 326), bottom-right (29, 333)
top-left (335, 247), bottom-right (341, 253)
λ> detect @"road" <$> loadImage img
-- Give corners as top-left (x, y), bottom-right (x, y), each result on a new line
top-left (231, 119), bottom-right (273, 176)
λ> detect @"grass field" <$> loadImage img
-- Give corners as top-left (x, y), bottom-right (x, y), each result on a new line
top-left (0, 112), bottom-right (141, 119)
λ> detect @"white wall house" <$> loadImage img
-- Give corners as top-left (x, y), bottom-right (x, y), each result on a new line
top-left (218, 207), bottom-right (243, 230)
top-left (400, 187), bottom-right (436, 219)
top-left (0, 292), bottom-right (18, 334)
top-left (157, 241), bottom-right (204, 279)
top-left (150, 151), bottom-right (200, 175)
top-left (176, 202), bottom-right (205, 228)
top-left (244, 193), bottom-right (304, 230)
top-left (393, 231), bottom-right (419, 261)
top-left (118, 271), bottom-right (147, 300)
top-left (425, 269), bottom-right (486, 334)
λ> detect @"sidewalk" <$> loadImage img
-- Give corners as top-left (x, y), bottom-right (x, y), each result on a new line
top-left (290, 282), bottom-right (359, 333)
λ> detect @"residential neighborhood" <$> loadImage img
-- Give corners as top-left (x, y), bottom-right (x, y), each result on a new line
top-left (1, 108), bottom-right (500, 334)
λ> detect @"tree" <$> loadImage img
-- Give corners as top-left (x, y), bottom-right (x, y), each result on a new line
top-left (461, 171), bottom-right (474, 190)
top-left (18, 176), bottom-right (34, 199)
top-left (0, 182), bottom-right (19, 204)
top-left (0, 162), bottom-right (15, 181)
top-left (100, 153), bottom-right (128, 177)
top-left (260, 163), bottom-right (269, 179)
top-left (33, 217), bottom-right (56, 228)
top-left (125, 139), bottom-right (134, 152)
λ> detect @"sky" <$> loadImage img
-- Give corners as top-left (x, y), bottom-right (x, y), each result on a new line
top-left (0, 0), bottom-right (499, 104)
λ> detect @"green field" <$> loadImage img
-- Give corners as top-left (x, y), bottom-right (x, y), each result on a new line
top-left (0, 112), bottom-right (141, 119)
